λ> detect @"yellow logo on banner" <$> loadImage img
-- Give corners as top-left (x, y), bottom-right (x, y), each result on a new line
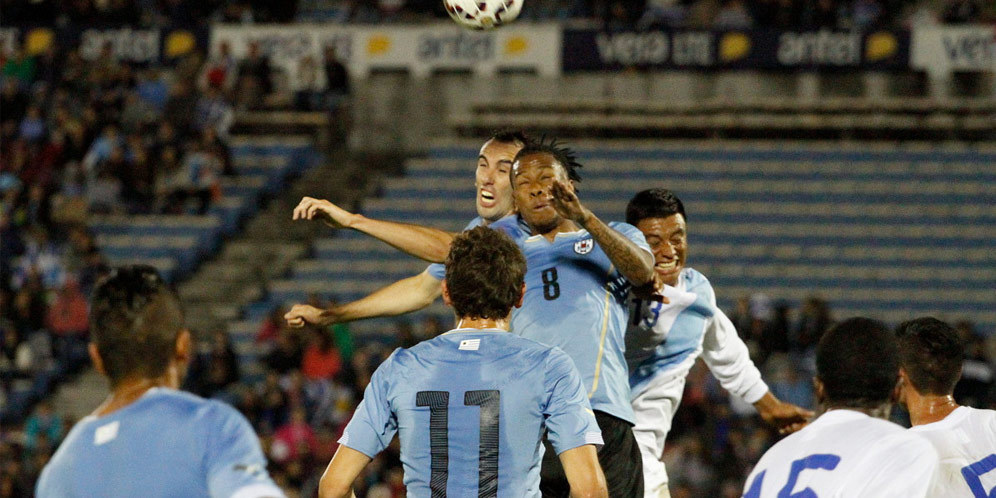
top-left (25, 28), bottom-right (55, 55)
top-left (504, 36), bottom-right (528, 56)
top-left (165, 31), bottom-right (196, 58)
top-left (367, 35), bottom-right (391, 55)
top-left (719, 32), bottom-right (750, 62)
top-left (866, 32), bottom-right (897, 61)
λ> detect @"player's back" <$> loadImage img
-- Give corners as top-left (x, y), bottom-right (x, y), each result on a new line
top-left (37, 388), bottom-right (279, 498)
top-left (744, 409), bottom-right (938, 498)
top-left (344, 329), bottom-right (600, 497)
top-left (909, 406), bottom-right (996, 497)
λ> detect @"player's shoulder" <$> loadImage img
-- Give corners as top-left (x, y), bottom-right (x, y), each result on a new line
top-left (488, 215), bottom-right (528, 240)
top-left (462, 216), bottom-right (486, 230)
top-left (680, 267), bottom-right (715, 300)
top-left (145, 388), bottom-right (247, 428)
top-left (607, 221), bottom-right (646, 240)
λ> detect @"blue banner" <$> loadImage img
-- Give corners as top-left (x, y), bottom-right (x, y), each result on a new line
top-left (563, 29), bottom-right (910, 71)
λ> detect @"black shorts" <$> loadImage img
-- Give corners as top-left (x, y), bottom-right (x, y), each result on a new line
top-left (540, 411), bottom-right (644, 497)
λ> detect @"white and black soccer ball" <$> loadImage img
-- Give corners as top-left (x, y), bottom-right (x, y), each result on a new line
top-left (443, 0), bottom-right (522, 30)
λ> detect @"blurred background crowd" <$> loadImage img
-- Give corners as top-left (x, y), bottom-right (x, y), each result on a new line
top-left (1, 0), bottom-right (994, 28)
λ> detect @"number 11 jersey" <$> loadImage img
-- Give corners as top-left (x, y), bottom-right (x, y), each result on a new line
top-left (339, 329), bottom-right (602, 497)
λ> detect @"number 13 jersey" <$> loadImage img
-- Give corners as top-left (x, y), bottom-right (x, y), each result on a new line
top-left (339, 329), bottom-right (603, 497)
top-left (490, 215), bottom-right (653, 424)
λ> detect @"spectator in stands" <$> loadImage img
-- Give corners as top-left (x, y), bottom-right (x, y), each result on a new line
top-left (194, 84), bottom-right (234, 139)
top-left (713, 0), bottom-right (754, 28)
top-left (257, 306), bottom-right (289, 344)
top-left (19, 106), bottom-right (46, 144)
top-left (23, 400), bottom-right (63, 452)
top-left (793, 295), bottom-right (832, 352)
top-left (45, 278), bottom-right (89, 367)
top-left (294, 55), bottom-right (323, 112)
top-left (236, 41), bottom-right (273, 110)
top-left (2, 49), bottom-right (36, 88)
top-left (265, 329), bottom-right (304, 375)
top-left (271, 406), bottom-right (319, 465)
top-left (1, 78), bottom-right (29, 128)
top-left (201, 41), bottom-right (238, 92)
top-left (300, 328), bottom-right (342, 381)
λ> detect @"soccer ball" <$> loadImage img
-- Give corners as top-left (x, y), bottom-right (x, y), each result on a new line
top-left (443, 0), bottom-right (522, 30)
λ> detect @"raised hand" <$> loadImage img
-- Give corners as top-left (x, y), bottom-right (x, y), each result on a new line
top-left (550, 180), bottom-right (588, 225)
top-left (292, 197), bottom-right (357, 229)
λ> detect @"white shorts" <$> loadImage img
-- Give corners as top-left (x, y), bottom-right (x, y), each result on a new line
top-left (631, 372), bottom-right (686, 498)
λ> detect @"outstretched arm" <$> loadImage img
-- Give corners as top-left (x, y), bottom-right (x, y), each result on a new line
top-left (285, 270), bottom-right (443, 327)
top-left (702, 307), bottom-right (813, 434)
top-left (293, 197), bottom-right (455, 263)
top-left (550, 181), bottom-right (654, 286)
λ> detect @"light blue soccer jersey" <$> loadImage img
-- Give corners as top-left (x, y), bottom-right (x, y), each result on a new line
top-left (427, 216), bottom-right (485, 280)
top-left (339, 329), bottom-right (602, 498)
top-left (627, 268), bottom-right (717, 395)
top-left (489, 215), bottom-right (652, 424)
top-left (36, 388), bottom-right (282, 498)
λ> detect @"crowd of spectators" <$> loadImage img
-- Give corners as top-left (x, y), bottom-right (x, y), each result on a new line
top-left (2, 0), bottom-right (989, 28)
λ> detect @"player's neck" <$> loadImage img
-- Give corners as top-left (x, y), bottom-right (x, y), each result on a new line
top-left (454, 316), bottom-right (511, 332)
top-left (534, 218), bottom-right (579, 242)
top-left (94, 369), bottom-right (179, 417)
top-left (907, 392), bottom-right (960, 426)
top-left (822, 403), bottom-right (892, 420)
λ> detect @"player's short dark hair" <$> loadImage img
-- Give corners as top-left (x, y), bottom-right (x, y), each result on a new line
top-left (895, 317), bottom-right (963, 396)
top-left (489, 129), bottom-right (530, 147)
top-left (816, 317), bottom-right (899, 409)
top-left (512, 136), bottom-right (583, 184)
top-left (445, 226), bottom-right (525, 320)
top-left (90, 265), bottom-right (185, 387)
top-left (625, 188), bottom-right (687, 226)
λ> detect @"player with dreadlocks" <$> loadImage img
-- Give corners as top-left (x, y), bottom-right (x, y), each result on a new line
top-left (487, 138), bottom-right (656, 497)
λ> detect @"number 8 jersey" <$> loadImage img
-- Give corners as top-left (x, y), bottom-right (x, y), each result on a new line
top-left (339, 329), bottom-right (603, 497)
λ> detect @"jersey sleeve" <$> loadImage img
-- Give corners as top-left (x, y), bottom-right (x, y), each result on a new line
top-left (542, 347), bottom-right (604, 454)
top-left (338, 351), bottom-right (399, 457)
top-left (204, 403), bottom-right (284, 498)
top-left (426, 217), bottom-right (485, 281)
top-left (700, 307), bottom-right (769, 404)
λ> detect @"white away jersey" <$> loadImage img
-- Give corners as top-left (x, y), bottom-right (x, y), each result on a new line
top-left (743, 409), bottom-right (938, 498)
top-left (626, 267), bottom-right (767, 404)
top-left (909, 406), bottom-right (996, 498)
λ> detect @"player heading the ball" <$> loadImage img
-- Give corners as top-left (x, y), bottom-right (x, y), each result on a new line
top-left (36, 266), bottom-right (284, 498)
top-left (319, 227), bottom-right (608, 498)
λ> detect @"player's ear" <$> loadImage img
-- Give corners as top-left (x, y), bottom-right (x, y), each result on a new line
top-left (441, 280), bottom-right (452, 307)
top-left (175, 329), bottom-right (193, 364)
top-left (88, 343), bottom-right (107, 377)
top-left (515, 282), bottom-right (525, 309)
top-left (892, 372), bottom-right (905, 404)
top-left (813, 377), bottom-right (825, 405)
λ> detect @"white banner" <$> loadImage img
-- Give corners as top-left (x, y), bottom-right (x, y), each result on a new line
top-left (912, 25), bottom-right (996, 74)
top-left (210, 23), bottom-right (560, 85)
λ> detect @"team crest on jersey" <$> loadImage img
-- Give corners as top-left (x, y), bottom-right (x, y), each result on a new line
top-left (574, 238), bottom-right (594, 255)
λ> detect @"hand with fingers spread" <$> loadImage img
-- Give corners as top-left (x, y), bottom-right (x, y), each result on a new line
top-left (292, 197), bottom-right (357, 229)
top-left (550, 180), bottom-right (590, 225)
top-left (284, 304), bottom-right (334, 328)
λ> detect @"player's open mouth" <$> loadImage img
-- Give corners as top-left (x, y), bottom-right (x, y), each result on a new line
top-left (479, 189), bottom-right (496, 206)
top-left (655, 260), bottom-right (678, 272)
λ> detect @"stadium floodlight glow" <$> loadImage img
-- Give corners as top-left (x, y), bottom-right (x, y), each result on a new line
top-left (443, 0), bottom-right (523, 30)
